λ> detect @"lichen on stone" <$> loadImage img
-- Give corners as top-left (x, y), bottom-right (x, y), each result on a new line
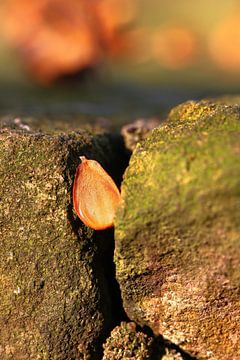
top-left (0, 119), bottom-right (126, 360)
top-left (114, 99), bottom-right (240, 360)
top-left (102, 322), bottom-right (153, 360)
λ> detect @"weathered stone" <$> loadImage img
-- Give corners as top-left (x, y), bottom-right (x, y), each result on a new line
top-left (0, 118), bottom-right (126, 360)
top-left (121, 118), bottom-right (160, 152)
top-left (161, 348), bottom-right (184, 360)
top-left (115, 100), bottom-right (240, 359)
top-left (0, 113), bottom-right (103, 134)
top-left (102, 322), bottom-right (153, 360)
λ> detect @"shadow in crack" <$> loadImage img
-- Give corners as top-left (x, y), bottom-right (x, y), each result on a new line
top-left (93, 228), bottom-right (129, 325)
top-left (65, 131), bottom-right (130, 359)
top-left (146, 330), bottom-right (199, 360)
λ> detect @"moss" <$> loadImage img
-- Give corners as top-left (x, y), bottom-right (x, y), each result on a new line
top-left (115, 100), bottom-right (240, 359)
top-left (0, 121), bottom-right (125, 359)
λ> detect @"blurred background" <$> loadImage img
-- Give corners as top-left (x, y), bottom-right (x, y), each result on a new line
top-left (0, 0), bottom-right (240, 124)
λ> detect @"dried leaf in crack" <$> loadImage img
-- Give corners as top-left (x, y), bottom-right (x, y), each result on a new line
top-left (73, 156), bottom-right (121, 230)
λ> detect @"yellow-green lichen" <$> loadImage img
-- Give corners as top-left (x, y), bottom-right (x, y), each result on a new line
top-left (114, 100), bottom-right (240, 360)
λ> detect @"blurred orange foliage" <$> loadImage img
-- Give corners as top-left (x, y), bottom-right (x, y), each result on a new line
top-left (3, 0), bottom-right (136, 84)
top-left (152, 25), bottom-right (197, 69)
top-left (208, 14), bottom-right (240, 72)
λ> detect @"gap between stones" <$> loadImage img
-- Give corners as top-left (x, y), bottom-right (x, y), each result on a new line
top-left (66, 133), bottom-right (198, 360)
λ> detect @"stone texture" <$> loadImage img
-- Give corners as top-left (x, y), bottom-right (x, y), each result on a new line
top-left (121, 118), bottom-right (160, 152)
top-left (161, 348), bottom-right (184, 360)
top-left (0, 117), bottom-right (126, 360)
top-left (102, 322), bottom-right (153, 360)
top-left (114, 100), bottom-right (240, 359)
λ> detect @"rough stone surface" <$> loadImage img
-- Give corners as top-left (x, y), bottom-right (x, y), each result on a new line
top-left (102, 322), bottom-right (153, 360)
top-left (161, 348), bottom-right (184, 360)
top-left (0, 117), bottom-right (126, 360)
top-left (115, 100), bottom-right (240, 360)
top-left (121, 118), bottom-right (160, 152)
